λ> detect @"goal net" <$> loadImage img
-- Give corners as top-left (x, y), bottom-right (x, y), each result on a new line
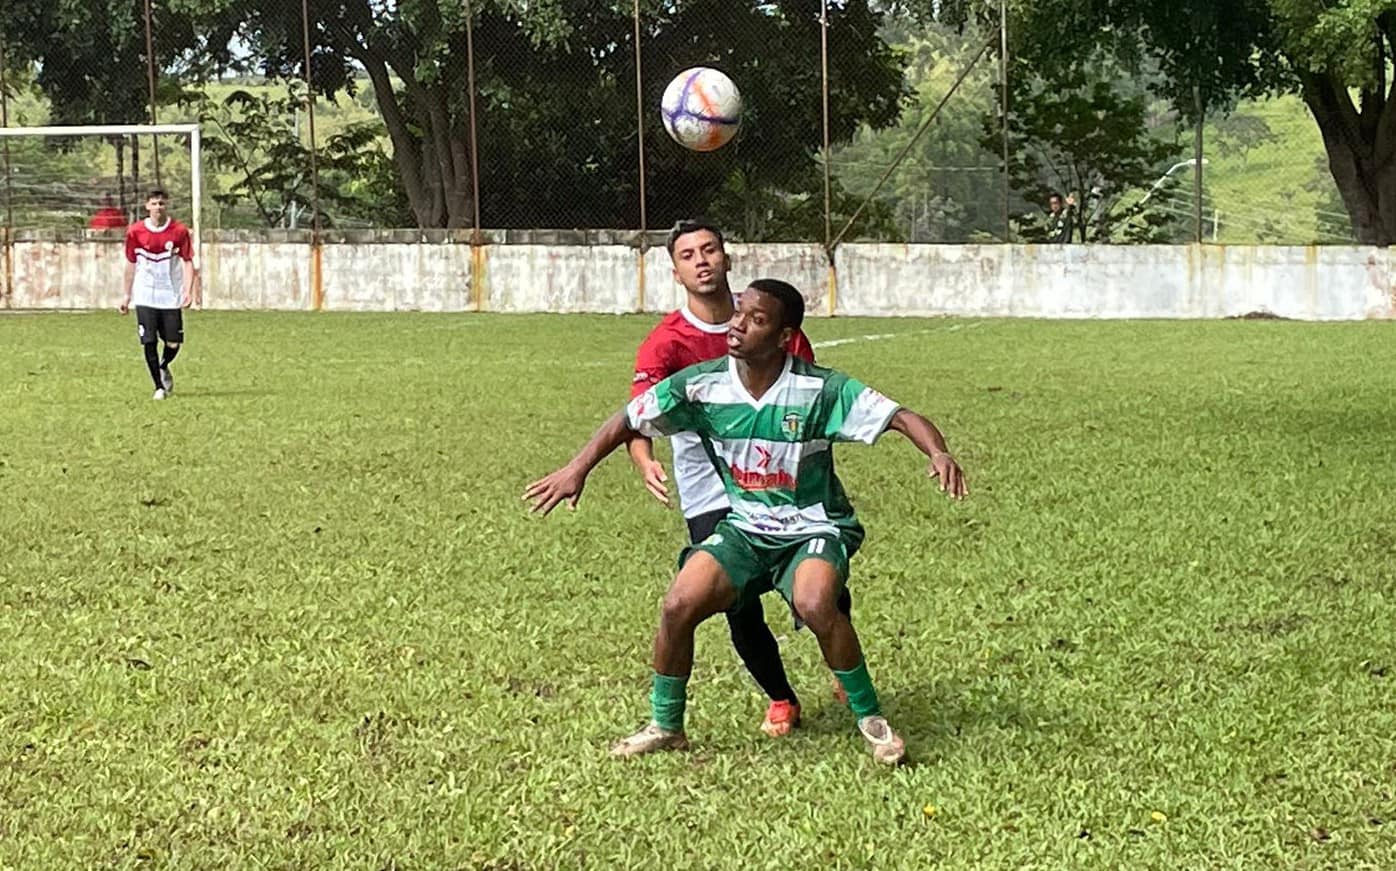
top-left (0, 123), bottom-right (201, 242)
top-left (0, 123), bottom-right (203, 307)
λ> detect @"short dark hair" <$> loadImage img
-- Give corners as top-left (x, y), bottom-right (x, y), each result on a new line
top-left (665, 219), bottom-right (725, 257)
top-left (747, 278), bottom-right (805, 332)
top-left (1048, 192), bottom-right (1063, 202)
top-left (146, 189), bottom-right (169, 201)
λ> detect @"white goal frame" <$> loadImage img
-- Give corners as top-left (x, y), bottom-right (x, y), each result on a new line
top-left (0, 123), bottom-right (203, 269)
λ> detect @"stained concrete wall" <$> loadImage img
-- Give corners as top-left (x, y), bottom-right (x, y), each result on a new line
top-left (833, 244), bottom-right (1396, 320)
top-left (5, 231), bottom-right (1394, 320)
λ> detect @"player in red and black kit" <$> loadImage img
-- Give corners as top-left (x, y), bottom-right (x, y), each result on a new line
top-left (119, 190), bottom-right (195, 400)
top-left (627, 219), bottom-right (853, 738)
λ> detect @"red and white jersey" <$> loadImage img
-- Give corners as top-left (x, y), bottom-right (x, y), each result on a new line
top-left (125, 218), bottom-right (193, 309)
top-left (631, 304), bottom-right (816, 518)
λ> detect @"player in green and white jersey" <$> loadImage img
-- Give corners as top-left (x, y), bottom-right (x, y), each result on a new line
top-left (525, 279), bottom-right (968, 764)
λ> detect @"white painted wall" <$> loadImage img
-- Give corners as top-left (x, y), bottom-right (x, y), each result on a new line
top-left (5, 236), bottom-right (1393, 320)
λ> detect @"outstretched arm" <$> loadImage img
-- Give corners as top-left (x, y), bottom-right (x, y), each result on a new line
top-left (524, 409), bottom-right (636, 515)
top-left (887, 408), bottom-right (968, 500)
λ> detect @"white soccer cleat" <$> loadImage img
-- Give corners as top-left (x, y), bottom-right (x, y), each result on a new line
top-left (857, 715), bottom-right (907, 765)
top-left (152, 388), bottom-right (167, 401)
top-left (610, 723), bottom-right (690, 758)
top-left (160, 367), bottom-right (173, 393)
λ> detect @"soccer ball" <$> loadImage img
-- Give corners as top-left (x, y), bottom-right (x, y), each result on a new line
top-left (661, 67), bottom-right (742, 152)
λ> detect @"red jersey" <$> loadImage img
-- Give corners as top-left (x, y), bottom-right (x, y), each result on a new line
top-left (631, 306), bottom-right (816, 399)
top-left (89, 207), bottom-right (127, 230)
top-left (125, 218), bottom-right (193, 308)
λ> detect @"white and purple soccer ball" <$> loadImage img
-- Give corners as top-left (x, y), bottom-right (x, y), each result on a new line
top-left (661, 67), bottom-right (742, 152)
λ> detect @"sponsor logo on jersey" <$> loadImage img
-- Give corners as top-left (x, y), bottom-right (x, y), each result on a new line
top-left (728, 463), bottom-right (796, 492)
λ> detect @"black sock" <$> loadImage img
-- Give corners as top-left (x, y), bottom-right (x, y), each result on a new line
top-left (726, 602), bottom-right (799, 705)
top-left (143, 344), bottom-right (163, 389)
top-left (161, 344), bottom-right (180, 368)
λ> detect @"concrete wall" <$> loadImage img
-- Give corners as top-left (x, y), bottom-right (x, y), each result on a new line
top-left (833, 244), bottom-right (1396, 320)
top-left (5, 231), bottom-right (1395, 320)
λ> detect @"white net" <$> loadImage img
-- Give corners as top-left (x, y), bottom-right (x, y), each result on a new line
top-left (0, 125), bottom-right (200, 234)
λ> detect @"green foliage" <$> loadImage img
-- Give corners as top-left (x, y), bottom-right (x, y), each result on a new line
top-left (4, 1), bottom-right (907, 232)
top-left (1, 0), bottom-right (232, 125)
top-left (991, 61), bottom-right (1183, 243)
top-left (224, 0), bottom-right (908, 231)
top-left (4, 313), bottom-right (1396, 865)
top-left (918, 0), bottom-right (1396, 241)
top-left (832, 23), bottom-right (1005, 243)
top-left (1201, 95), bottom-right (1352, 245)
top-left (198, 82), bottom-right (411, 228)
top-left (1213, 113), bottom-right (1280, 162)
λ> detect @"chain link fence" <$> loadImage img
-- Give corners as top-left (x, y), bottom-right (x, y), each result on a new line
top-left (0, 2), bottom-right (1358, 245)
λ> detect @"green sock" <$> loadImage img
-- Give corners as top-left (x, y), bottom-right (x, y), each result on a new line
top-left (833, 659), bottom-right (882, 720)
top-left (649, 672), bottom-right (689, 732)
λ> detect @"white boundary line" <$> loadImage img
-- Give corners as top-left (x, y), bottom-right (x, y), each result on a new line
top-left (812, 320), bottom-right (984, 349)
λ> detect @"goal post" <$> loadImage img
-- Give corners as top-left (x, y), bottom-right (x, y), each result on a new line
top-left (0, 122), bottom-right (203, 304)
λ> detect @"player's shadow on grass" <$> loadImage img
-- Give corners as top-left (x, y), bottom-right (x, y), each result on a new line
top-left (802, 675), bottom-right (1045, 748)
top-left (171, 389), bottom-right (266, 399)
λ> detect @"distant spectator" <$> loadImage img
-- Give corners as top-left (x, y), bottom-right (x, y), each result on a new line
top-left (1045, 192), bottom-right (1077, 243)
top-left (89, 195), bottom-right (127, 231)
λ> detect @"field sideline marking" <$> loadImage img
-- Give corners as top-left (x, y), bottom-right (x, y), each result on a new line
top-left (813, 320), bottom-right (984, 349)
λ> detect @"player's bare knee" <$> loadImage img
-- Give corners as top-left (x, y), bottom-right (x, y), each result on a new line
top-left (793, 592), bottom-right (839, 634)
top-left (660, 589), bottom-right (707, 629)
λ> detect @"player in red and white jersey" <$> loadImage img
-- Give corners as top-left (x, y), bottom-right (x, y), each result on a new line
top-left (118, 189), bottom-right (194, 400)
top-left (626, 219), bottom-right (851, 739)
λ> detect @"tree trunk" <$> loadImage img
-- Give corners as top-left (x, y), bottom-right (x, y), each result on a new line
top-left (1302, 72), bottom-right (1396, 245)
top-left (382, 55), bottom-right (474, 229)
top-left (346, 38), bottom-right (475, 229)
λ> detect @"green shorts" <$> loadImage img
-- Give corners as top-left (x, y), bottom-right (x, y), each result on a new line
top-left (682, 519), bottom-right (859, 612)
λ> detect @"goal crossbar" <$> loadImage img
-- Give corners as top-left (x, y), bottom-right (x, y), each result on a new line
top-left (0, 123), bottom-right (203, 277)
top-left (0, 123), bottom-right (200, 138)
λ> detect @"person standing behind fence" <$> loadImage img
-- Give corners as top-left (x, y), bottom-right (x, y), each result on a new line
top-left (1045, 192), bottom-right (1077, 243)
top-left (89, 194), bottom-right (126, 231)
top-left (118, 189), bottom-right (194, 400)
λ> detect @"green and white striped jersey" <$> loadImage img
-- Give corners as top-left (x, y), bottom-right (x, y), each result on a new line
top-left (625, 354), bottom-right (902, 539)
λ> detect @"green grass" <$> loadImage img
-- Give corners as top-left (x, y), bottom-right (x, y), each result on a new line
top-left (1202, 95), bottom-right (1348, 245)
top-left (3, 312), bottom-right (1396, 868)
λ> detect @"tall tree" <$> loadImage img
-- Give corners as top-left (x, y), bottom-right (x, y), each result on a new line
top-left (1, 0), bottom-right (224, 125)
top-left (990, 60), bottom-right (1183, 243)
top-left (916, 0), bottom-right (1396, 244)
top-left (199, 83), bottom-right (410, 228)
top-left (6, 1), bottom-right (904, 232)
top-left (832, 23), bottom-right (1006, 243)
top-left (235, 0), bottom-right (906, 231)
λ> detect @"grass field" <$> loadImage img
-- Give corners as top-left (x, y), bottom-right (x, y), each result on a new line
top-left (4, 311), bottom-right (1396, 868)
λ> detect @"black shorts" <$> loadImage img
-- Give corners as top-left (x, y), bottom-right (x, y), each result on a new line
top-left (685, 508), bottom-right (730, 546)
top-left (135, 306), bottom-right (184, 345)
top-left (684, 508), bottom-right (852, 619)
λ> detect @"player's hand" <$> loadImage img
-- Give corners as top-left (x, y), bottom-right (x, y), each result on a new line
top-left (180, 292), bottom-right (193, 309)
top-left (118, 297), bottom-right (130, 315)
top-left (929, 452), bottom-right (968, 500)
top-left (524, 463), bottom-right (588, 515)
top-left (638, 459), bottom-right (670, 506)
